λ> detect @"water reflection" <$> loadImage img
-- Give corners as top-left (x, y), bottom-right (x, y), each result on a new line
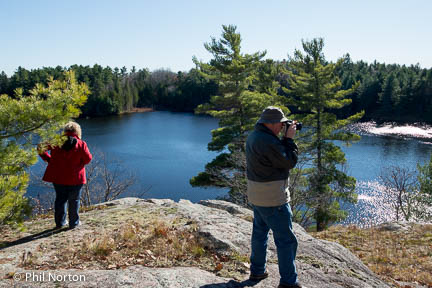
top-left (342, 180), bottom-right (396, 227)
top-left (347, 121), bottom-right (432, 139)
top-left (341, 122), bottom-right (432, 226)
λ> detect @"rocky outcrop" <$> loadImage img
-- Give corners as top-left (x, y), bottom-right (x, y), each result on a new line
top-left (0, 197), bottom-right (390, 287)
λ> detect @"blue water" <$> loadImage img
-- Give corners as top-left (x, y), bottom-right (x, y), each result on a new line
top-left (338, 134), bottom-right (432, 182)
top-left (29, 111), bottom-right (228, 203)
top-left (29, 112), bottom-right (432, 224)
top-left (337, 133), bottom-right (432, 225)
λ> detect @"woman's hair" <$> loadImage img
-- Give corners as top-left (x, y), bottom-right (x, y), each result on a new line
top-left (64, 121), bottom-right (82, 138)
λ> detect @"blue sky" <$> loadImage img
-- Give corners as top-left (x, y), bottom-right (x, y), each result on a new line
top-left (1, 0), bottom-right (431, 76)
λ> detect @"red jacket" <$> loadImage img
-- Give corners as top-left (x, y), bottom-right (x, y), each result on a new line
top-left (39, 132), bottom-right (92, 185)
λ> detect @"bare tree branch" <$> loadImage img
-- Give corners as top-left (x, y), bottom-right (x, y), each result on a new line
top-left (379, 166), bottom-right (417, 221)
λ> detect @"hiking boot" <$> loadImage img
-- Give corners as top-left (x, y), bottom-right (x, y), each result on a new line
top-left (278, 282), bottom-right (303, 288)
top-left (249, 271), bottom-right (268, 281)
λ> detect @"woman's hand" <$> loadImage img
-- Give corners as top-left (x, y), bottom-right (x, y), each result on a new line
top-left (37, 143), bottom-right (51, 162)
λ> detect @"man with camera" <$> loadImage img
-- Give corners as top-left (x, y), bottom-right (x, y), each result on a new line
top-left (246, 106), bottom-right (302, 288)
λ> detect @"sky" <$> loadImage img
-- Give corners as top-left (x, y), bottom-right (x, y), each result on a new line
top-left (1, 0), bottom-right (431, 76)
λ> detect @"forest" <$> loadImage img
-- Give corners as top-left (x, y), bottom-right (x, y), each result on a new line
top-left (0, 65), bottom-right (217, 116)
top-left (1, 55), bottom-right (432, 123)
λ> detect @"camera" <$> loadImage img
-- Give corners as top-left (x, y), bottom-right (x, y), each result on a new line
top-left (283, 120), bottom-right (303, 131)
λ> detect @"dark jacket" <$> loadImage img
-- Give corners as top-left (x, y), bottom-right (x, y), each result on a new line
top-left (246, 123), bottom-right (298, 182)
top-left (39, 132), bottom-right (92, 185)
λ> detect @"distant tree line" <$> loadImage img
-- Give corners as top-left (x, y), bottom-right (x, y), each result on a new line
top-left (0, 65), bottom-right (217, 117)
top-left (276, 55), bottom-right (432, 123)
top-left (335, 55), bottom-right (432, 123)
top-left (1, 57), bottom-right (432, 123)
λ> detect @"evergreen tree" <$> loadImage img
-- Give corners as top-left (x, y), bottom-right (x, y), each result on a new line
top-left (0, 71), bottom-right (89, 226)
top-left (417, 69), bottom-right (432, 122)
top-left (283, 38), bottom-right (364, 231)
top-left (0, 72), bottom-right (9, 95)
top-left (378, 72), bottom-right (401, 119)
top-left (190, 25), bottom-right (286, 205)
top-left (399, 67), bottom-right (421, 118)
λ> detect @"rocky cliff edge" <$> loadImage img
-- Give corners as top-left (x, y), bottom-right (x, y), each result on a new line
top-left (0, 198), bottom-right (390, 288)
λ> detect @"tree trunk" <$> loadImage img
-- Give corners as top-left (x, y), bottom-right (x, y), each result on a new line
top-left (315, 109), bottom-right (326, 231)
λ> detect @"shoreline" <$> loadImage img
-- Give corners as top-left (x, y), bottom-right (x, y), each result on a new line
top-left (347, 121), bottom-right (432, 139)
top-left (81, 107), bottom-right (154, 119)
top-left (119, 107), bottom-right (154, 114)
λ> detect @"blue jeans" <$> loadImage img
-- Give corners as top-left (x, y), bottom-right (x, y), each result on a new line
top-left (53, 184), bottom-right (83, 228)
top-left (250, 203), bottom-right (298, 285)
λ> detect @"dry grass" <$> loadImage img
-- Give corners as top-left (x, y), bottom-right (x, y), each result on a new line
top-left (19, 216), bottom-right (250, 280)
top-left (0, 204), bottom-right (112, 246)
top-left (312, 223), bottom-right (432, 287)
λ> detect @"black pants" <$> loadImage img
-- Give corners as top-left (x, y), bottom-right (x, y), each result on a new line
top-left (53, 184), bottom-right (83, 228)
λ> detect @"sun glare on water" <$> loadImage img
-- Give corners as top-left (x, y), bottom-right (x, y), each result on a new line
top-left (349, 121), bottom-right (432, 140)
top-left (342, 180), bottom-right (398, 227)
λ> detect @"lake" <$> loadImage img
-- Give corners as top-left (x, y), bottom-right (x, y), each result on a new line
top-left (339, 122), bottom-right (432, 225)
top-left (29, 111), bottom-right (432, 225)
top-left (29, 111), bottom-right (228, 203)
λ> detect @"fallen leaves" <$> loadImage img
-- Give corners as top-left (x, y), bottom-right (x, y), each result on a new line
top-left (16, 215), bottom-right (251, 281)
top-left (215, 263), bottom-right (223, 272)
top-left (0, 258), bottom-right (14, 264)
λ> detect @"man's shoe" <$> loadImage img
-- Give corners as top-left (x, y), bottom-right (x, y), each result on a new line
top-left (69, 220), bottom-right (81, 229)
top-left (55, 221), bottom-right (68, 229)
top-left (249, 271), bottom-right (268, 281)
top-left (278, 282), bottom-right (303, 288)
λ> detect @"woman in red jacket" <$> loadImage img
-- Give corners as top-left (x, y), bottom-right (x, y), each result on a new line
top-left (39, 121), bottom-right (92, 229)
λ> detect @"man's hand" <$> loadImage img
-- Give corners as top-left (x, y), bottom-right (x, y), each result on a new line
top-left (284, 121), bottom-right (297, 139)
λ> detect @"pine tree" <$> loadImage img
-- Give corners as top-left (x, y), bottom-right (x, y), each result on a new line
top-left (0, 71), bottom-right (89, 226)
top-left (283, 38), bottom-right (364, 231)
top-left (190, 25), bottom-right (286, 205)
top-left (0, 72), bottom-right (9, 95)
top-left (378, 72), bottom-right (401, 119)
